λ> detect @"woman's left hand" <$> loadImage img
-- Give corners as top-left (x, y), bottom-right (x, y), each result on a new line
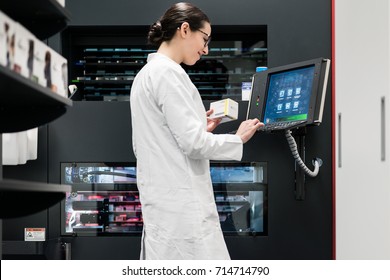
top-left (206, 109), bottom-right (222, 132)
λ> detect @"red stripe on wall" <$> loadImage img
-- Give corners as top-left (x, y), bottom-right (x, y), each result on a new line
top-left (331, 0), bottom-right (336, 260)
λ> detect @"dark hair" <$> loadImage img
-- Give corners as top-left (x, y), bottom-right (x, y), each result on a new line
top-left (148, 2), bottom-right (210, 47)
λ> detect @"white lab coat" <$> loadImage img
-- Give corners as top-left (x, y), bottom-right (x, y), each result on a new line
top-left (130, 53), bottom-right (243, 260)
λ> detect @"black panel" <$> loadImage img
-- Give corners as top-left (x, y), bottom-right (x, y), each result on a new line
top-left (2, 126), bottom-right (49, 240)
top-left (1, 210), bottom-right (48, 241)
top-left (47, 101), bottom-right (134, 168)
top-left (60, 236), bottom-right (141, 260)
top-left (2, 239), bottom-right (69, 260)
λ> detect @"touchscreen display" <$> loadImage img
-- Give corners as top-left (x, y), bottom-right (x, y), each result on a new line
top-left (263, 65), bottom-right (315, 124)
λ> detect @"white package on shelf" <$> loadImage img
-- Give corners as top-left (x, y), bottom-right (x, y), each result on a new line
top-left (0, 10), bottom-right (16, 68)
top-left (56, 0), bottom-right (66, 7)
top-left (50, 50), bottom-right (68, 97)
top-left (27, 127), bottom-right (38, 160)
top-left (34, 42), bottom-right (68, 97)
top-left (2, 128), bottom-right (38, 165)
top-left (13, 22), bottom-right (36, 79)
top-left (32, 38), bottom-right (51, 88)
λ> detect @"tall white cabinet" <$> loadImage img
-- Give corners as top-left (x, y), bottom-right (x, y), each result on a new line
top-left (335, 0), bottom-right (390, 259)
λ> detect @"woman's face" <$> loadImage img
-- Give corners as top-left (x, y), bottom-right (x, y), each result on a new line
top-left (182, 21), bottom-right (211, 66)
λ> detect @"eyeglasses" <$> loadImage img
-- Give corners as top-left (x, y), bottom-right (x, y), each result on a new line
top-left (197, 29), bottom-right (211, 47)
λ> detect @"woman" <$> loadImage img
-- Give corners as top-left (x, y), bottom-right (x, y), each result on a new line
top-left (130, 2), bottom-right (263, 260)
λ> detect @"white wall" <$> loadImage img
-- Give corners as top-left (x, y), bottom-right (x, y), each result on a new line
top-left (335, 0), bottom-right (390, 259)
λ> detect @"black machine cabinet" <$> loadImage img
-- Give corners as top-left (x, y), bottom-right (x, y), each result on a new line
top-left (46, 92), bottom-right (332, 260)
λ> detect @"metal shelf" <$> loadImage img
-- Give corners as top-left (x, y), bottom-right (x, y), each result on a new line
top-left (0, 179), bottom-right (71, 218)
top-left (0, 65), bottom-right (72, 133)
top-left (0, 0), bottom-right (70, 40)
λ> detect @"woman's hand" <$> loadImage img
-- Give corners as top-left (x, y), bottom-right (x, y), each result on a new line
top-left (235, 118), bottom-right (264, 143)
top-left (206, 109), bottom-right (222, 132)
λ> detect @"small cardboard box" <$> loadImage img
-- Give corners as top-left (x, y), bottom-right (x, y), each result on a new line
top-left (209, 98), bottom-right (239, 123)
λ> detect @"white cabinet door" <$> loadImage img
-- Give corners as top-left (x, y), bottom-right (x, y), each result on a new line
top-left (335, 0), bottom-right (390, 259)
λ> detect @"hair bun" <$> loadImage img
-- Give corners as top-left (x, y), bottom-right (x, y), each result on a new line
top-left (148, 21), bottom-right (164, 46)
top-left (150, 21), bottom-right (162, 33)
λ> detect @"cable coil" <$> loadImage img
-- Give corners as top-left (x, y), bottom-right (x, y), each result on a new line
top-left (285, 130), bottom-right (321, 177)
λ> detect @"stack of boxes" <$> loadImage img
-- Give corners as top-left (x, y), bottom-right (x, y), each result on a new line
top-left (0, 10), bottom-right (68, 98)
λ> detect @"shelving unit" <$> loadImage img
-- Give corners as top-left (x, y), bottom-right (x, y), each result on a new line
top-left (0, 0), bottom-right (72, 257)
top-left (182, 47), bottom-right (267, 100)
top-left (63, 25), bottom-right (267, 101)
top-left (72, 48), bottom-right (151, 101)
top-left (62, 184), bottom-right (266, 235)
top-left (63, 188), bottom-right (143, 235)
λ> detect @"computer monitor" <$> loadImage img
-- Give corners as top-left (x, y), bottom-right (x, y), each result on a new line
top-left (247, 58), bottom-right (330, 131)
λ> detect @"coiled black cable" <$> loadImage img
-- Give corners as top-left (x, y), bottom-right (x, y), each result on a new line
top-left (285, 129), bottom-right (321, 177)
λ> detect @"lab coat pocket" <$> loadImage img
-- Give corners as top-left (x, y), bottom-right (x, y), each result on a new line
top-left (190, 173), bottom-right (220, 227)
top-left (143, 223), bottom-right (185, 260)
top-left (190, 173), bottom-right (214, 202)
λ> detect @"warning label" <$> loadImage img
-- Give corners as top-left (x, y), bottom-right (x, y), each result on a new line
top-left (24, 228), bottom-right (46, 242)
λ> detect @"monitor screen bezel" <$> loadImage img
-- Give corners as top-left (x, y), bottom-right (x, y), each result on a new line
top-left (247, 57), bottom-right (330, 129)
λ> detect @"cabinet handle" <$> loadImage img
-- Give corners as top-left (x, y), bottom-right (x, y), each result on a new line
top-left (62, 242), bottom-right (72, 260)
top-left (381, 97), bottom-right (386, 161)
top-left (338, 113), bottom-right (342, 168)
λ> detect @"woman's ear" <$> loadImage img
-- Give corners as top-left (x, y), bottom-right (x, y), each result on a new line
top-left (179, 22), bottom-right (190, 37)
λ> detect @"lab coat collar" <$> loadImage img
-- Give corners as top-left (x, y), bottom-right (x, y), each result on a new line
top-left (147, 52), bottom-right (177, 64)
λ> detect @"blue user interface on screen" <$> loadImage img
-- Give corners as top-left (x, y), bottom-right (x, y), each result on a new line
top-left (263, 65), bottom-right (315, 124)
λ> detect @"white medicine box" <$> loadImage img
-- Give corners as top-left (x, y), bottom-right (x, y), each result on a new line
top-left (0, 11), bottom-right (16, 68)
top-left (32, 38), bottom-right (50, 88)
top-left (32, 40), bottom-right (68, 97)
top-left (209, 98), bottom-right (239, 123)
top-left (50, 50), bottom-right (68, 98)
top-left (13, 23), bottom-right (36, 79)
top-left (56, 0), bottom-right (66, 7)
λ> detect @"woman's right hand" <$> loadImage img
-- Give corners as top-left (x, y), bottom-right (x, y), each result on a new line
top-left (235, 119), bottom-right (264, 143)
